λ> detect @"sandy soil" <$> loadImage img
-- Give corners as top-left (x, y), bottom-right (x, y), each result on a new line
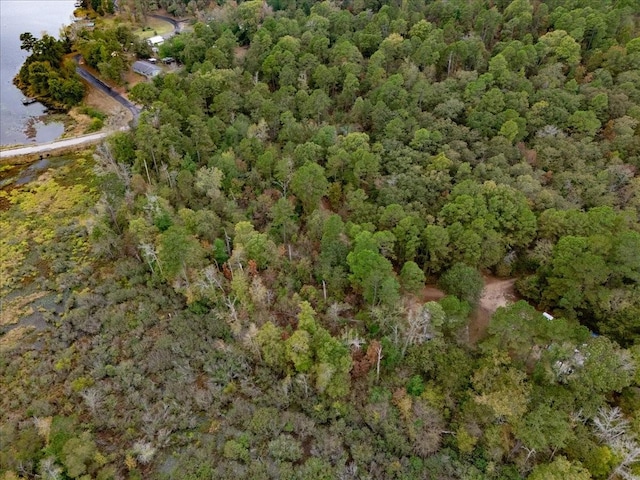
top-left (469, 277), bottom-right (518, 343)
top-left (122, 70), bottom-right (146, 91)
top-left (420, 285), bottom-right (447, 302)
top-left (479, 277), bottom-right (517, 312)
top-left (235, 46), bottom-right (249, 62)
top-left (65, 84), bottom-right (133, 138)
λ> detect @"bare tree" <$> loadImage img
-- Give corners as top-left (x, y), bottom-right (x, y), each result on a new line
top-left (139, 242), bottom-right (162, 275)
top-left (81, 388), bottom-right (103, 416)
top-left (593, 407), bottom-right (640, 480)
top-left (132, 440), bottom-right (156, 465)
top-left (594, 407), bottom-right (629, 447)
top-left (401, 302), bottom-right (443, 355)
top-left (39, 457), bottom-right (63, 480)
top-left (611, 439), bottom-right (640, 480)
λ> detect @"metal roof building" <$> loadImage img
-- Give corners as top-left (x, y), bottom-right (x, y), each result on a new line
top-left (147, 35), bottom-right (165, 46)
top-left (133, 61), bottom-right (162, 78)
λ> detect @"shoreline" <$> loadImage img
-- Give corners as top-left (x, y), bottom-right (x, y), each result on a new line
top-left (3, 3), bottom-right (146, 152)
top-left (0, 0), bottom-right (78, 147)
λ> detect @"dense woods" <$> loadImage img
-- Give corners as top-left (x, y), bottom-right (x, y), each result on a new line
top-left (2, 0), bottom-right (640, 479)
top-left (14, 33), bottom-right (85, 108)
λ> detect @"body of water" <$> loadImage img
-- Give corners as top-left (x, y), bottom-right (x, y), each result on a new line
top-left (0, 0), bottom-right (76, 146)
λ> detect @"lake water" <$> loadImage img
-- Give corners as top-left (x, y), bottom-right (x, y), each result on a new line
top-left (0, 0), bottom-right (76, 146)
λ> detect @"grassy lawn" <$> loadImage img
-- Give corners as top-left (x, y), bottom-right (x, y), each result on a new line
top-left (94, 16), bottom-right (118, 28)
top-left (134, 17), bottom-right (174, 39)
top-left (90, 15), bottom-right (173, 39)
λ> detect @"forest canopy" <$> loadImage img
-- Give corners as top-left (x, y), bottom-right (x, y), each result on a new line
top-left (2, 0), bottom-right (640, 479)
top-left (14, 32), bottom-right (85, 108)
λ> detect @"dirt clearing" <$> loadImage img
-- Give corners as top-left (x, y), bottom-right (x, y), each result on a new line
top-left (66, 87), bottom-right (133, 137)
top-left (235, 46), bottom-right (249, 62)
top-left (469, 277), bottom-right (518, 343)
top-left (418, 276), bottom-right (519, 344)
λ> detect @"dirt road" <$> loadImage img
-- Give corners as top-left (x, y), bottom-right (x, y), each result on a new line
top-left (419, 276), bottom-right (518, 344)
top-left (1, 59), bottom-right (141, 161)
top-left (469, 277), bottom-right (518, 343)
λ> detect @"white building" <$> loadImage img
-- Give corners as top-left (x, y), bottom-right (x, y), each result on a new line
top-left (147, 35), bottom-right (164, 46)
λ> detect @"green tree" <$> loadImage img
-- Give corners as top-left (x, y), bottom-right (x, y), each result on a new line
top-left (473, 349), bottom-right (531, 422)
top-left (527, 456), bottom-right (591, 480)
top-left (286, 329), bottom-right (313, 373)
top-left (235, 0), bottom-right (267, 44)
top-left (438, 263), bottom-right (483, 306)
top-left (536, 30), bottom-right (581, 67)
top-left (423, 224), bottom-right (451, 273)
top-left (568, 110), bottom-right (601, 137)
top-left (570, 337), bottom-right (635, 399)
top-left (499, 119), bottom-right (520, 142)
top-left (319, 214), bottom-right (349, 270)
top-left (400, 261), bottom-right (425, 294)
top-left (195, 166), bottom-right (223, 200)
top-left (269, 197), bottom-right (298, 245)
top-left (291, 162), bottom-right (329, 214)
top-left (61, 432), bottom-right (97, 478)
top-left (542, 235), bottom-right (610, 317)
top-left (158, 225), bottom-right (204, 283)
top-left (439, 295), bottom-right (472, 335)
top-left (347, 244), bottom-right (399, 306)
top-left (515, 402), bottom-right (574, 455)
top-left (232, 221), bottom-right (276, 269)
top-left (438, 181), bottom-right (536, 268)
top-left (19, 32), bottom-right (37, 52)
top-left (257, 322), bottom-right (287, 372)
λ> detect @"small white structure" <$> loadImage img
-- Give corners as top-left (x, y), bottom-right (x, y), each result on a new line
top-left (133, 60), bottom-right (161, 78)
top-left (542, 312), bottom-right (554, 321)
top-left (147, 35), bottom-right (164, 46)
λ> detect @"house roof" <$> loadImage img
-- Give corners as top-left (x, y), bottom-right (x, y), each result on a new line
top-left (147, 35), bottom-right (165, 45)
top-left (133, 61), bottom-right (162, 77)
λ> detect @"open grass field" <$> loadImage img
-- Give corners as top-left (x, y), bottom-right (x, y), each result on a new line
top-left (134, 16), bottom-right (174, 39)
top-left (90, 15), bottom-right (173, 39)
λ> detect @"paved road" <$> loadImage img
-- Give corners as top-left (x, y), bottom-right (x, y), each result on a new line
top-left (0, 61), bottom-right (139, 160)
top-left (74, 55), bottom-right (141, 123)
top-left (149, 14), bottom-right (185, 34)
top-left (1, 13), bottom-right (186, 160)
top-left (0, 131), bottom-right (112, 159)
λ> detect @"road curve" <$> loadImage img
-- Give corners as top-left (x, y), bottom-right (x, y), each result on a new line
top-left (148, 14), bottom-right (184, 34)
top-left (74, 55), bottom-right (141, 123)
top-left (0, 60), bottom-right (139, 160)
top-left (0, 13), bottom-right (185, 161)
top-left (0, 131), bottom-right (114, 159)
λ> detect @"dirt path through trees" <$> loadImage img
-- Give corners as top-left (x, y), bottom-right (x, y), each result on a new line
top-left (469, 277), bottom-right (518, 343)
top-left (421, 276), bottom-right (518, 343)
